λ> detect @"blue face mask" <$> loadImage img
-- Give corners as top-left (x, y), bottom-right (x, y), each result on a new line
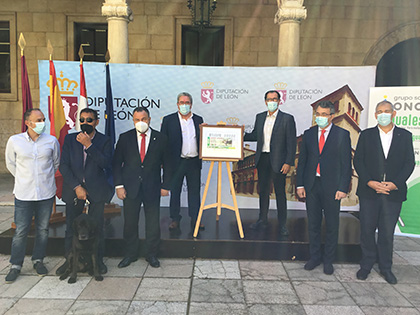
top-left (377, 113), bottom-right (392, 126)
top-left (31, 122), bottom-right (46, 135)
top-left (267, 101), bottom-right (278, 113)
top-left (179, 104), bottom-right (191, 116)
top-left (315, 116), bottom-right (329, 128)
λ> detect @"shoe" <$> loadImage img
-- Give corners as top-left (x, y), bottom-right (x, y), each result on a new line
top-left (250, 220), bottom-right (268, 230)
top-left (118, 257), bottom-right (137, 268)
top-left (356, 268), bottom-right (370, 280)
top-left (146, 256), bottom-right (160, 268)
top-left (99, 261), bottom-right (108, 274)
top-left (34, 261), bottom-right (48, 276)
top-left (380, 270), bottom-right (397, 284)
top-left (56, 260), bottom-right (69, 276)
top-left (169, 221), bottom-right (180, 230)
top-left (323, 263), bottom-right (334, 275)
top-left (304, 259), bottom-right (321, 271)
top-left (278, 225), bottom-right (289, 236)
top-left (5, 268), bottom-right (20, 283)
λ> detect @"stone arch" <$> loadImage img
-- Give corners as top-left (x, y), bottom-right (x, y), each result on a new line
top-left (363, 21), bottom-right (420, 66)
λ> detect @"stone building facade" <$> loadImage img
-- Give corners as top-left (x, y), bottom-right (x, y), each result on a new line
top-left (0, 0), bottom-right (420, 172)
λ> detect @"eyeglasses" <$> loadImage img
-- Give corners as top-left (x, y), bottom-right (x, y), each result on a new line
top-left (266, 98), bottom-right (279, 102)
top-left (315, 113), bottom-right (331, 117)
top-left (79, 118), bottom-right (95, 123)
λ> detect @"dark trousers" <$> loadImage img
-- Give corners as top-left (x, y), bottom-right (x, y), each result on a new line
top-left (169, 157), bottom-right (201, 223)
top-left (123, 188), bottom-right (160, 259)
top-left (306, 177), bottom-right (341, 264)
top-left (359, 195), bottom-right (402, 272)
top-left (256, 153), bottom-right (287, 225)
top-left (65, 199), bottom-right (105, 260)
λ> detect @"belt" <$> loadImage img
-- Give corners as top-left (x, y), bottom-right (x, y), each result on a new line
top-left (181, 156), bottom-right (199, 160)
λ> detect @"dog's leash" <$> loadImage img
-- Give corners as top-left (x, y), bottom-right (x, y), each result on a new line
top-left (84, 199), bottom-right (90, 215)
top-left (73, 198), bottom-right (91, 215)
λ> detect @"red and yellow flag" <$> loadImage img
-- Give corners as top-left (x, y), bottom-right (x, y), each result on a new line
top-left (48, 59), bottom-right (69, 148)
top-left (48, 59), bottom-right (70, 199)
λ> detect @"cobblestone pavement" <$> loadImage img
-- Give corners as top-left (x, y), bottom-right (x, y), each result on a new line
top-left (1, 171), bottom-right (420, 314)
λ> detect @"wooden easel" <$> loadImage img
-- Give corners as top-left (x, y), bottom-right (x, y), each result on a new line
top-left (193, 158), bottom-right (244, 238)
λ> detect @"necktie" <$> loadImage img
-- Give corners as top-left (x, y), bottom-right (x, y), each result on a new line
top-left (317, 129), bottom-right (326, 175)
top-left (140, 133), bottom-right (146, 162)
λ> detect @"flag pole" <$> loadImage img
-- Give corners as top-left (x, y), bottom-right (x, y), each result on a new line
top-left (76, 45), bottom-right (87, 132)
top-left (19, 33), bottom-right (32, 133)
top-left (104, 50), bottom-right (121, 214)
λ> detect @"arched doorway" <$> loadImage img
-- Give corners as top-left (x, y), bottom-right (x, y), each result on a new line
top-left (375, 37), bottom-right (420, 86)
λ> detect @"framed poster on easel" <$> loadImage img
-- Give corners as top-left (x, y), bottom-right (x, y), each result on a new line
top-left (195, 123), bottom-right (245, 238)
top-left (199, 124), bottom-right (244, 161)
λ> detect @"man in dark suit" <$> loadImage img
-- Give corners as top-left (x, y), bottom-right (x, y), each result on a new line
top-left (113, 107), bottom-right (171, 268)
top-left (57, 108), bottom-right (113, 275)
top-left (244, 90), bottom-right (296, 235)
top-left (354, 100), bottom-right (414, 284)
top-left (296, 100), bottom-right (352, 275)
top-left (161, 92), bottom-right (204, 231)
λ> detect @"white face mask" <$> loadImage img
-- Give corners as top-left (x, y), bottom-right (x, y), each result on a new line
top-left (179, 104), bottom-right (191, 116)
top-left (135, 121), bottom-right (149, 133)
top-left (377, 113), bottom-right (392, 126)
top-left (31, 122), bottom-right (46, 135)
top-left (267, 101), bottom-right (278, 113)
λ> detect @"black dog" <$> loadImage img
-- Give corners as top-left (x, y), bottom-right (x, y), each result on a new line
top-left (59, 214), bottom-right (103, 283)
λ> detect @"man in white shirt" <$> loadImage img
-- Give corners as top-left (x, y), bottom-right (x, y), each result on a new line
top-left (354, 100), bottom-right (415, 284)
top-left (5, 108), bottom-right (60, 283)
top-left (161, 92), bottom-right (204, 232)
top-left (244, 90), bottom-right (297, 235)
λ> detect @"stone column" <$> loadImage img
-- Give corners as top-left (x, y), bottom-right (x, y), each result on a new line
top-left (275, 0), bottom-right (307, 66)
top-left (101, 0), bottom-right (133, 63)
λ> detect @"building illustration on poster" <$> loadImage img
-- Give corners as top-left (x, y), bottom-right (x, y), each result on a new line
top-left (232, 84), bottom-right (364, 208)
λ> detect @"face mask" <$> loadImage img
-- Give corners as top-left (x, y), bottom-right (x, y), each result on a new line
top-left (315, 116), bottom-right (329, 128)
top-left (377, 113), bottom-right (392, 126)
top-left (81, 124), bottom-right (94, 134)
top-left (31, 122), bottom-right (45, 135)
top-left (179, 104), bottom-right (191, 116)
top-left (266, 101), bottom-right (278, 113)
top-left (135, 121), bottom-right (149, 133)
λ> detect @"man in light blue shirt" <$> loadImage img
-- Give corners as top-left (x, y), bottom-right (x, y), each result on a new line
top-left (5, 108), bottom-right (60, 283)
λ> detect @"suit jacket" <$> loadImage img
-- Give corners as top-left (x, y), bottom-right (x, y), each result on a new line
top-left (296, 124), bottom-right (352, 194)
top-left (244, 110), bottom-right (297, 172)
top-left (160, 112), bottom-right (203, 169)
top-left (60, 131), bottom-right (113, 204)
top-left (112, 128), bottom-right (172, 202)
top-left (354, 125), bottom-right (415, 202)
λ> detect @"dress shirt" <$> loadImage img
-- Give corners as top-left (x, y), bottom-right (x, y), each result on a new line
top-left (5, 132), bottom-right (60, 201)
top-left (83, 130), bottom-right (96, 166)
top-left (378, 124), bottom-right (394, 159)
top-left (178, 112), bottom-right (198, 158)
top-left (115, 128), bottom-right (151, 190)
top-left (316, 123), bottom-right (332, 176)
top-left (137, 127), bottom-right (151, 156)
top-left (262, 110), bottom-right (278, 152)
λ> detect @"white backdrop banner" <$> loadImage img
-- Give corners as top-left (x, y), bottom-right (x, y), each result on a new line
top-left (39, 61), bottom-right (376, 210)
top-left (369, 87), bottom-right (420, 237)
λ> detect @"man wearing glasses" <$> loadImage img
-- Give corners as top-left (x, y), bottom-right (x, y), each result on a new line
top-left (56, 108), bottom-right (113, 276)
top-left (296, 100), bottom-right (352, 275)
top-left (161, 92), bottom-right (204, 232)
top-left (244, 90), bottom-right (297, 235)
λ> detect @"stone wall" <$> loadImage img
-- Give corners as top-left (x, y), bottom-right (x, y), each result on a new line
top-left (0, 0), bottom-right (419, 172)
